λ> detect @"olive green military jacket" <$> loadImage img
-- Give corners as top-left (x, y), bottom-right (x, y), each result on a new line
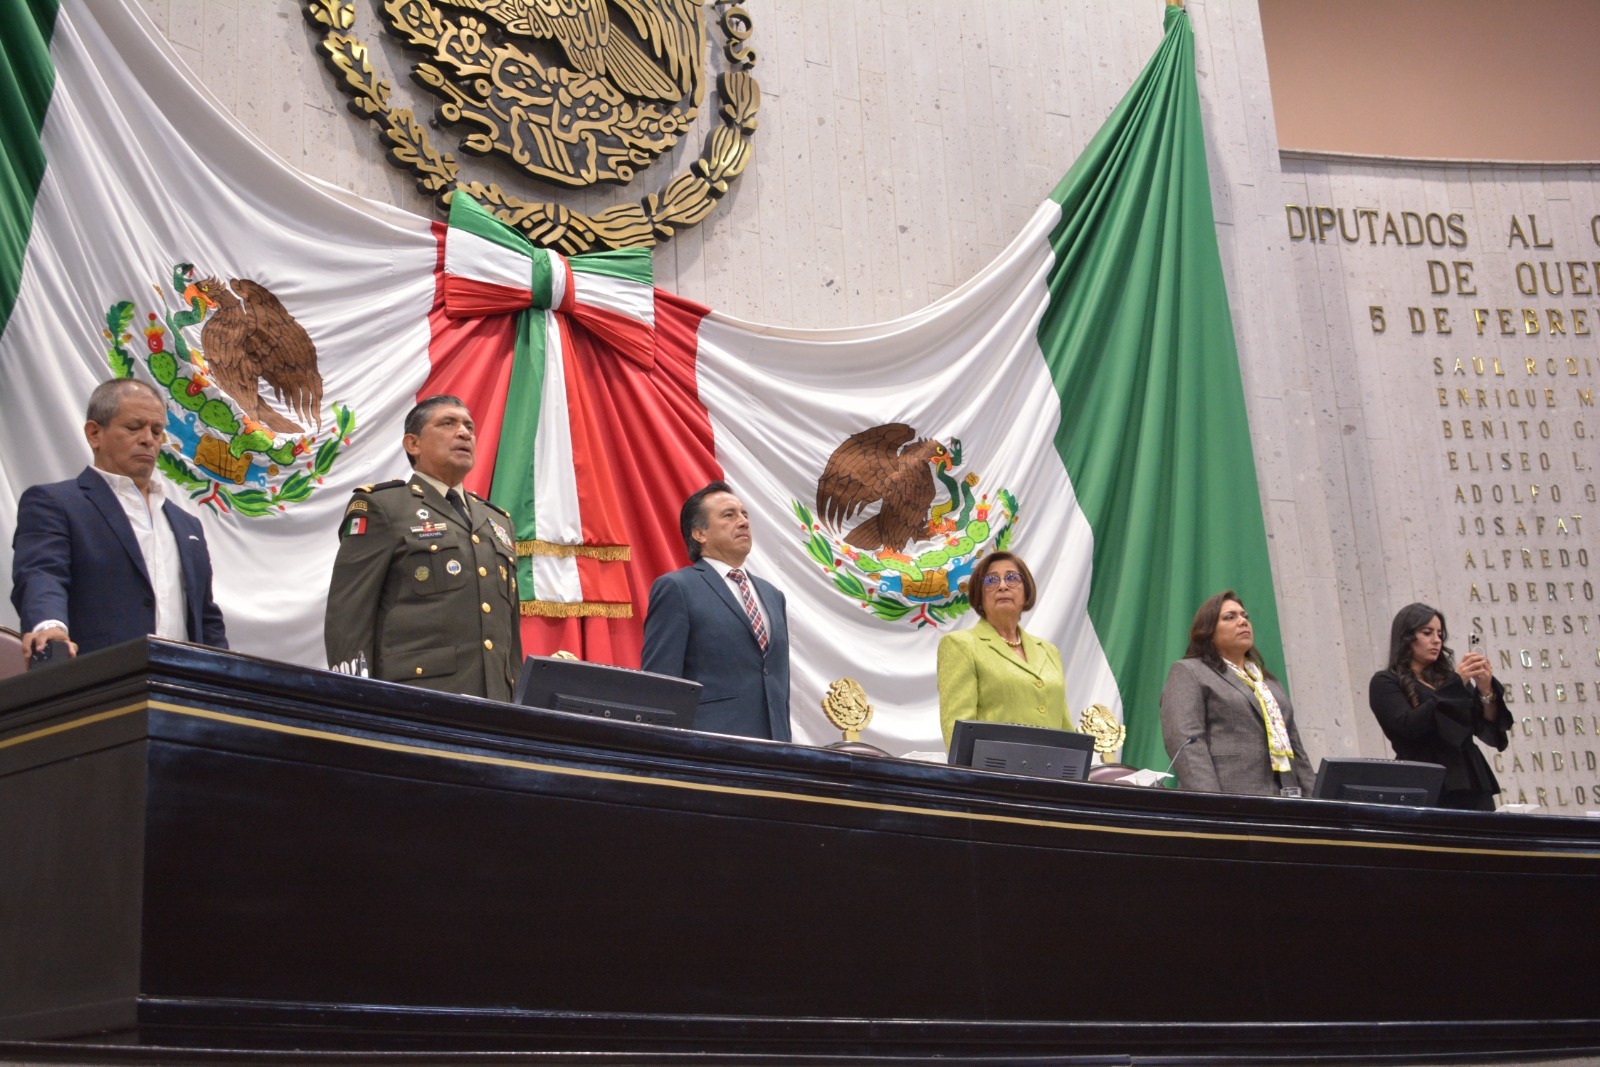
top-left (325, 476), bottom-right (522, 701)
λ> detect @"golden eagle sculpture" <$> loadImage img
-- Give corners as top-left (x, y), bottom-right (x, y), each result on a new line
top-left (434, 0), bottom-right (705, 104)
top-left (815, 424), bottom-right (960, 554)
top-left (192, 277), bottom-right (324, 435)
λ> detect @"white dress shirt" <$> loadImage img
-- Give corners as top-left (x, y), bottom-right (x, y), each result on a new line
top-left (92, 466), bottom-right (187, 640)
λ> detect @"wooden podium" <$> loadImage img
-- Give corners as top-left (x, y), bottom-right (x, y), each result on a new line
top-left (3, 639), bottom-right (1599, 1062)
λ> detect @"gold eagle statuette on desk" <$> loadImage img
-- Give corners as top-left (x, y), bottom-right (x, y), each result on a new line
top-left (822, 678), bottom-right (872, 741)
top-left (1076, 703), bottom-right (1125, 757)
top-left (819, 678), bottom-right (890, 756)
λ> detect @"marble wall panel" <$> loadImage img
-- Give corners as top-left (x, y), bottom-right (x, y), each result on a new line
top-left (1281, 155), bottom-right (1600, 812)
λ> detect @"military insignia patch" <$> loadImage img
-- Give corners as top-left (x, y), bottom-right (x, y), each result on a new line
top-left (415, 566), bottom-right (431, 582)
top-left (446, 559), bottom-right (463, 576)
top-left (346, 499), bottom-right (368, 513)
top-left (103, 263), bottom-right (357, 517)
top-left (346, 516), bottom-right (367, 536)
top-left (793, 424), bottom-right (1019, 629)
top-left (489, 521), bottom-right (514, 552)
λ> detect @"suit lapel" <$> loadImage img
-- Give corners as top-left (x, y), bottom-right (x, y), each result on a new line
top-left (974, 619), bottom-right (1043, 680)
top-left (163, 501), bottom-right (202, 638)
top-left (696, 561), bottom-right (763, 651)
top-left (79, 468), bottom-right (151, 586)
top-left (1215, 663), bottom-right (1269, 737)
top-left (1015, 632), bottom-right (1048, 680)
top-left (1219, 664), bottom-right (1257, 703)
top-left (753, 574), bottom-right (785, 649)
top-left (411, 478), bottom-right (468, 531)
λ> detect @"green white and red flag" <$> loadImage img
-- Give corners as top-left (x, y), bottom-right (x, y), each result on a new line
top-left (1, 0), bottom-right (1280, 763)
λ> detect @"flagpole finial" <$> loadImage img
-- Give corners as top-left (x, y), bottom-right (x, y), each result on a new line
top-left (1167, 0), bottom-right (1184, 7)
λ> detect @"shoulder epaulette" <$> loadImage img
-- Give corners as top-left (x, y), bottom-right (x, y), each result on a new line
top-left (350, 479), bottom-right (408, 495)
top-left (470, 492), bottom-right (512, 519)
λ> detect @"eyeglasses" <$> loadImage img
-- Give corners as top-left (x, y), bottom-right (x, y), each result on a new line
top-left (982, 573), bottom-right (1025, 588)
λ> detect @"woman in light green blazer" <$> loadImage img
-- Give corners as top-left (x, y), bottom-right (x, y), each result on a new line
top-left (937, 551), bottom-right (1072, 748)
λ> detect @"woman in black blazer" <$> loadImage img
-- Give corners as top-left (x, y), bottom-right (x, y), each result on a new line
top-left (1368, 603), bottom-right (1510, 811)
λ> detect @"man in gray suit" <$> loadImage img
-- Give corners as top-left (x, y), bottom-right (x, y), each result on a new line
top-left (641, 481), bottom-right (792, 742)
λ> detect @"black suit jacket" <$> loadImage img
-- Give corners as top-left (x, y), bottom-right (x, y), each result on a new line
top-left (11, 467), bottom-right (228, 653)
top-left (1368, 669), bottom-right (1509, 801)
top-left (640, 560), bottom-right (791, 742)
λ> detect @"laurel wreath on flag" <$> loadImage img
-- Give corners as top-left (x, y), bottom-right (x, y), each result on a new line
top-left (792, 487), bottom-right (1019, 629)
top-left (150, 407), bottom-right (354, 518)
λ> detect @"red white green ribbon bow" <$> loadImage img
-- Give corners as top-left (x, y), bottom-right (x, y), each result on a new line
top-left (443, 194), bottom-right (654, 618)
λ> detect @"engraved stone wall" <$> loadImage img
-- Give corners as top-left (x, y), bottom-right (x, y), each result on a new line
top-left (1279, 158), bottom-right (1600, 811)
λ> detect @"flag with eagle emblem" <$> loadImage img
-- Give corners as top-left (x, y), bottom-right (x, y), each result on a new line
top-left (0, 0), bottom-right (1279, 768)
top-left (524, 3), bottom-right (1280, 766)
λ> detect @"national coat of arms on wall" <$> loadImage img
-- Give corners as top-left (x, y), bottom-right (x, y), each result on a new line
top-left (303, 0), bottom-right (761, 253)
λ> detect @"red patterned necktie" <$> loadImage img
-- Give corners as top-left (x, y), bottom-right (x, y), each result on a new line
top-left (728, 569), bottom-right (769, 653)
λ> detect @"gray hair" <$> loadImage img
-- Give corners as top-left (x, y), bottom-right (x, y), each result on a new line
top-left (85, 378), bottom-right (163, 426)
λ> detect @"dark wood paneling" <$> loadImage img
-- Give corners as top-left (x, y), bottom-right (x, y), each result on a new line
top-left (2, 639), bottom-right (1598, 1061)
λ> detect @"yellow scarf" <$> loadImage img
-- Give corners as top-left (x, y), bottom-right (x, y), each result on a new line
top-left (1228, 661), bottom-right (1295, 773)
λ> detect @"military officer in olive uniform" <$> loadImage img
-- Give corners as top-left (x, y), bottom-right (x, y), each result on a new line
top-left (325, 395), bottom-right (522, 700)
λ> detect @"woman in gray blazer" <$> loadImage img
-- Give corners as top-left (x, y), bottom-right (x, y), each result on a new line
top-left (1159, 590), bottom-right (1316, 796)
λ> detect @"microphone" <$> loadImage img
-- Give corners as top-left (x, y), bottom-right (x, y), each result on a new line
top-left (1164, 734), bottom-right (1200, 778)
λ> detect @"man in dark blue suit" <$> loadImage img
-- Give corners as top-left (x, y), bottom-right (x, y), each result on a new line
top-left (11, 379), bottom-right (228, 661)
top-left (642, 481), bottom-right (791, 742)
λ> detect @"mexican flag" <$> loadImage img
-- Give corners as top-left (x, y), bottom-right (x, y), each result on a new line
top-left (412, 3), bottom-right (1283, 762)
top-left (0, 0), bottom-right (441, 669)
top-left (1, 0), bottom-right (1280, 767)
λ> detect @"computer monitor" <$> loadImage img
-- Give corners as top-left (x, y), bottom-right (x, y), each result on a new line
top-left (947, 721), bottom-right (1097, 782)
top-left (512, 656), bottom-right (700, 729)
top-left (1311, 758), bottom-right (1447, 807)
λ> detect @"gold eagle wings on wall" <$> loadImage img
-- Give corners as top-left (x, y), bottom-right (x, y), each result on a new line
top-left (396, 0), bottom-right (708, 187)
top-left (434, 0), bottom-right (704, 103)
top-left (816, 424), bottom-right (961, 557)
top-left (305, 0), bottom-right (760, 251)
